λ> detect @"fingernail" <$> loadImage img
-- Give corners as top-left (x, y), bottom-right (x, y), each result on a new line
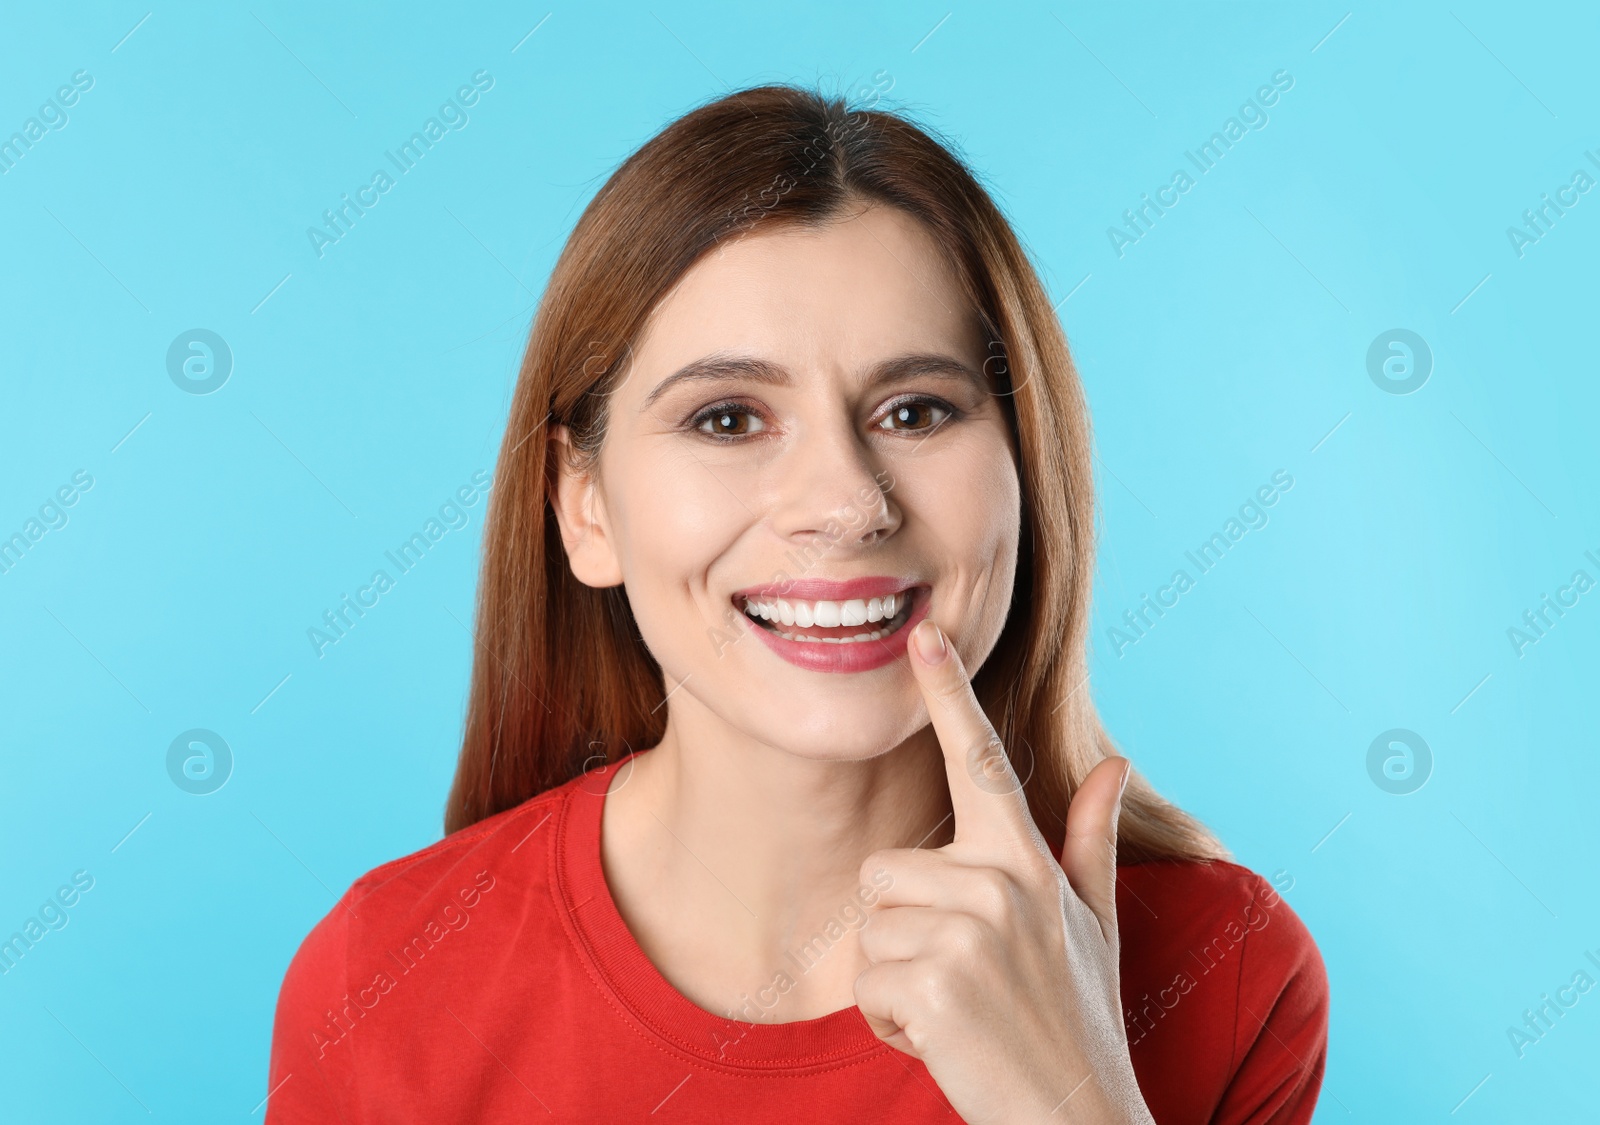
top-left (913, 620), bottom-right (947, 664)
top-left (1118, 759), bottom-right (1133, 798)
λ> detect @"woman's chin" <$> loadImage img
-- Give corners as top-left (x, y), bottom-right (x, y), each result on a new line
top-left (746, 718), bottom-right (930, 765)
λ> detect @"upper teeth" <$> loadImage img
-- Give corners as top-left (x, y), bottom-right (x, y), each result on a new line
top-left (740, 593), bottom-right (905, 628)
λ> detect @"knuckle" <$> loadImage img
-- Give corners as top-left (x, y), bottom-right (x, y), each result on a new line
top-left (913, 964), bottom-right (951, 1015)
top-left (859, 850), bottom-right (894, 887)
top-left (931, 682), bottom-right (977, 720)
top-left (851, 965), bottom-right (880, 1005)
top-left (1013, 844), bottom-right (1060, 886)
top-left (857, 919), bottom-right (885, 961)
top-left (967, 731), bottom-right (1006, 761)
top-left (942, 913), bottom-right (988, 958)
top-left (964, 733), bottom-right (1015, 790)
top-left (931, 670), bottom-right (971, 703)
top-left (969, 868), bottom-right (1013, 921)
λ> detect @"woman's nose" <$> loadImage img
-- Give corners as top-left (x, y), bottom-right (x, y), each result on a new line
top-left (767, 420), bottom-right (898, 550)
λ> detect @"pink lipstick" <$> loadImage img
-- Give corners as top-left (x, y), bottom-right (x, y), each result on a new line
top-left (731, 578), bottom-right (930, 674)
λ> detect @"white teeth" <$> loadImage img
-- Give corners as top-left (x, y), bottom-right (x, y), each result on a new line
top-left (740, 590), bottom-right (915, 636)
top-left (770, 626), bottom-right (891, 643)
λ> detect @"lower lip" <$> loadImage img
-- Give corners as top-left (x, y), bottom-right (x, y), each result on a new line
top-left (740, 589), bottom-right (931, 674)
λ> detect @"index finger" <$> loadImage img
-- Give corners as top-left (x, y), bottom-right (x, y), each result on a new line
top-left (908, 618), bottom-right (1042, 852)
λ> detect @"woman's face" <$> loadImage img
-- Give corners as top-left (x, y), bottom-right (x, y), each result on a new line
top-left (555, 200), bottom-right (1022, 761)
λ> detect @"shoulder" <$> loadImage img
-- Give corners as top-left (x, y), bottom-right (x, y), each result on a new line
top-left (280, 785), bottom-right (568, 978)
top-left (1115, 859), bottom-right (1329, 1123)
top-left (1116, 858), bottom-right (1322, 979)
top-left (266, 785), bottom-right (571, 1061)
top-left (351, 788), bottom-right (565, 910)
top-left (263, 785), bottom-right (575, 1120)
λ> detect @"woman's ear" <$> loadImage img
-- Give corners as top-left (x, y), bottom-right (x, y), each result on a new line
top-left (549, 425), bottom-right (625, 588)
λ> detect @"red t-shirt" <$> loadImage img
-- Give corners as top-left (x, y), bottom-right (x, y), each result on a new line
top-left (266, 758), bottom-right (1328, 1123)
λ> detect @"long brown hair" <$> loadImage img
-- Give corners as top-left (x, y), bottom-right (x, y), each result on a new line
top-left (444, 83), bottom-right (1226, 864)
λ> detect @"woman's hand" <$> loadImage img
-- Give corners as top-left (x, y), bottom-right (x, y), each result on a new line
top-left (853, 620), bottom-right (1155, 1125)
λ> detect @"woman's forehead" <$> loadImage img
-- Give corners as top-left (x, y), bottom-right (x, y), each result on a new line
top-left (623, 205), bottom-right (983, 400)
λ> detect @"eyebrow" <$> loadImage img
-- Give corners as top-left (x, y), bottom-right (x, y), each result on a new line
top-left (641, 351), bottom-right (988, 410)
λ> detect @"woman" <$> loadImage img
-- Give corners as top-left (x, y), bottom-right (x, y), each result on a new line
top-left (267, 84), bottom-right (1328, 1124)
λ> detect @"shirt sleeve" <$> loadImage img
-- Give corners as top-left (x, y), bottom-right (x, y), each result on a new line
top-left (1209, 875), bottom-right (1330, 1124)
top-left (264, 896), bottom-right (362, 1125)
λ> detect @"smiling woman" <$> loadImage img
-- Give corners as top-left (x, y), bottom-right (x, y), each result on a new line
top-left (266, 83), bottom-right (1328, 1125)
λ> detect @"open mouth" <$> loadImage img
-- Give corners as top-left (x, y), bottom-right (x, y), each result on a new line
top-left (736, 586), bottom-right (924, 645)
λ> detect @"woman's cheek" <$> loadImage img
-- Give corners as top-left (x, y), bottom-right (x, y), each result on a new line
top-left (897, 447), bottom-right (1017, 550)
top-left (906, 447), bottom-right (1020, 641)
top-left (625, 450), bottom-right (746, 559)
top-left (616, 469), bottom-right (748, 652)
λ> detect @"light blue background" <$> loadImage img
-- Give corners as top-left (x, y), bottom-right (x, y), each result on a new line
top-left (2, 2), bottom-right (1595, 1120)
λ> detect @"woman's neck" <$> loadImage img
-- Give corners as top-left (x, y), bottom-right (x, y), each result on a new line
top-left (598, 702), bottom-right (954, 1023)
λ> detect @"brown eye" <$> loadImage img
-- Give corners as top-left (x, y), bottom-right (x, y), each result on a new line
top-left (878, 398), bottom-right (952, 433)
top-left (694, 405), bottom-right (766, 438)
